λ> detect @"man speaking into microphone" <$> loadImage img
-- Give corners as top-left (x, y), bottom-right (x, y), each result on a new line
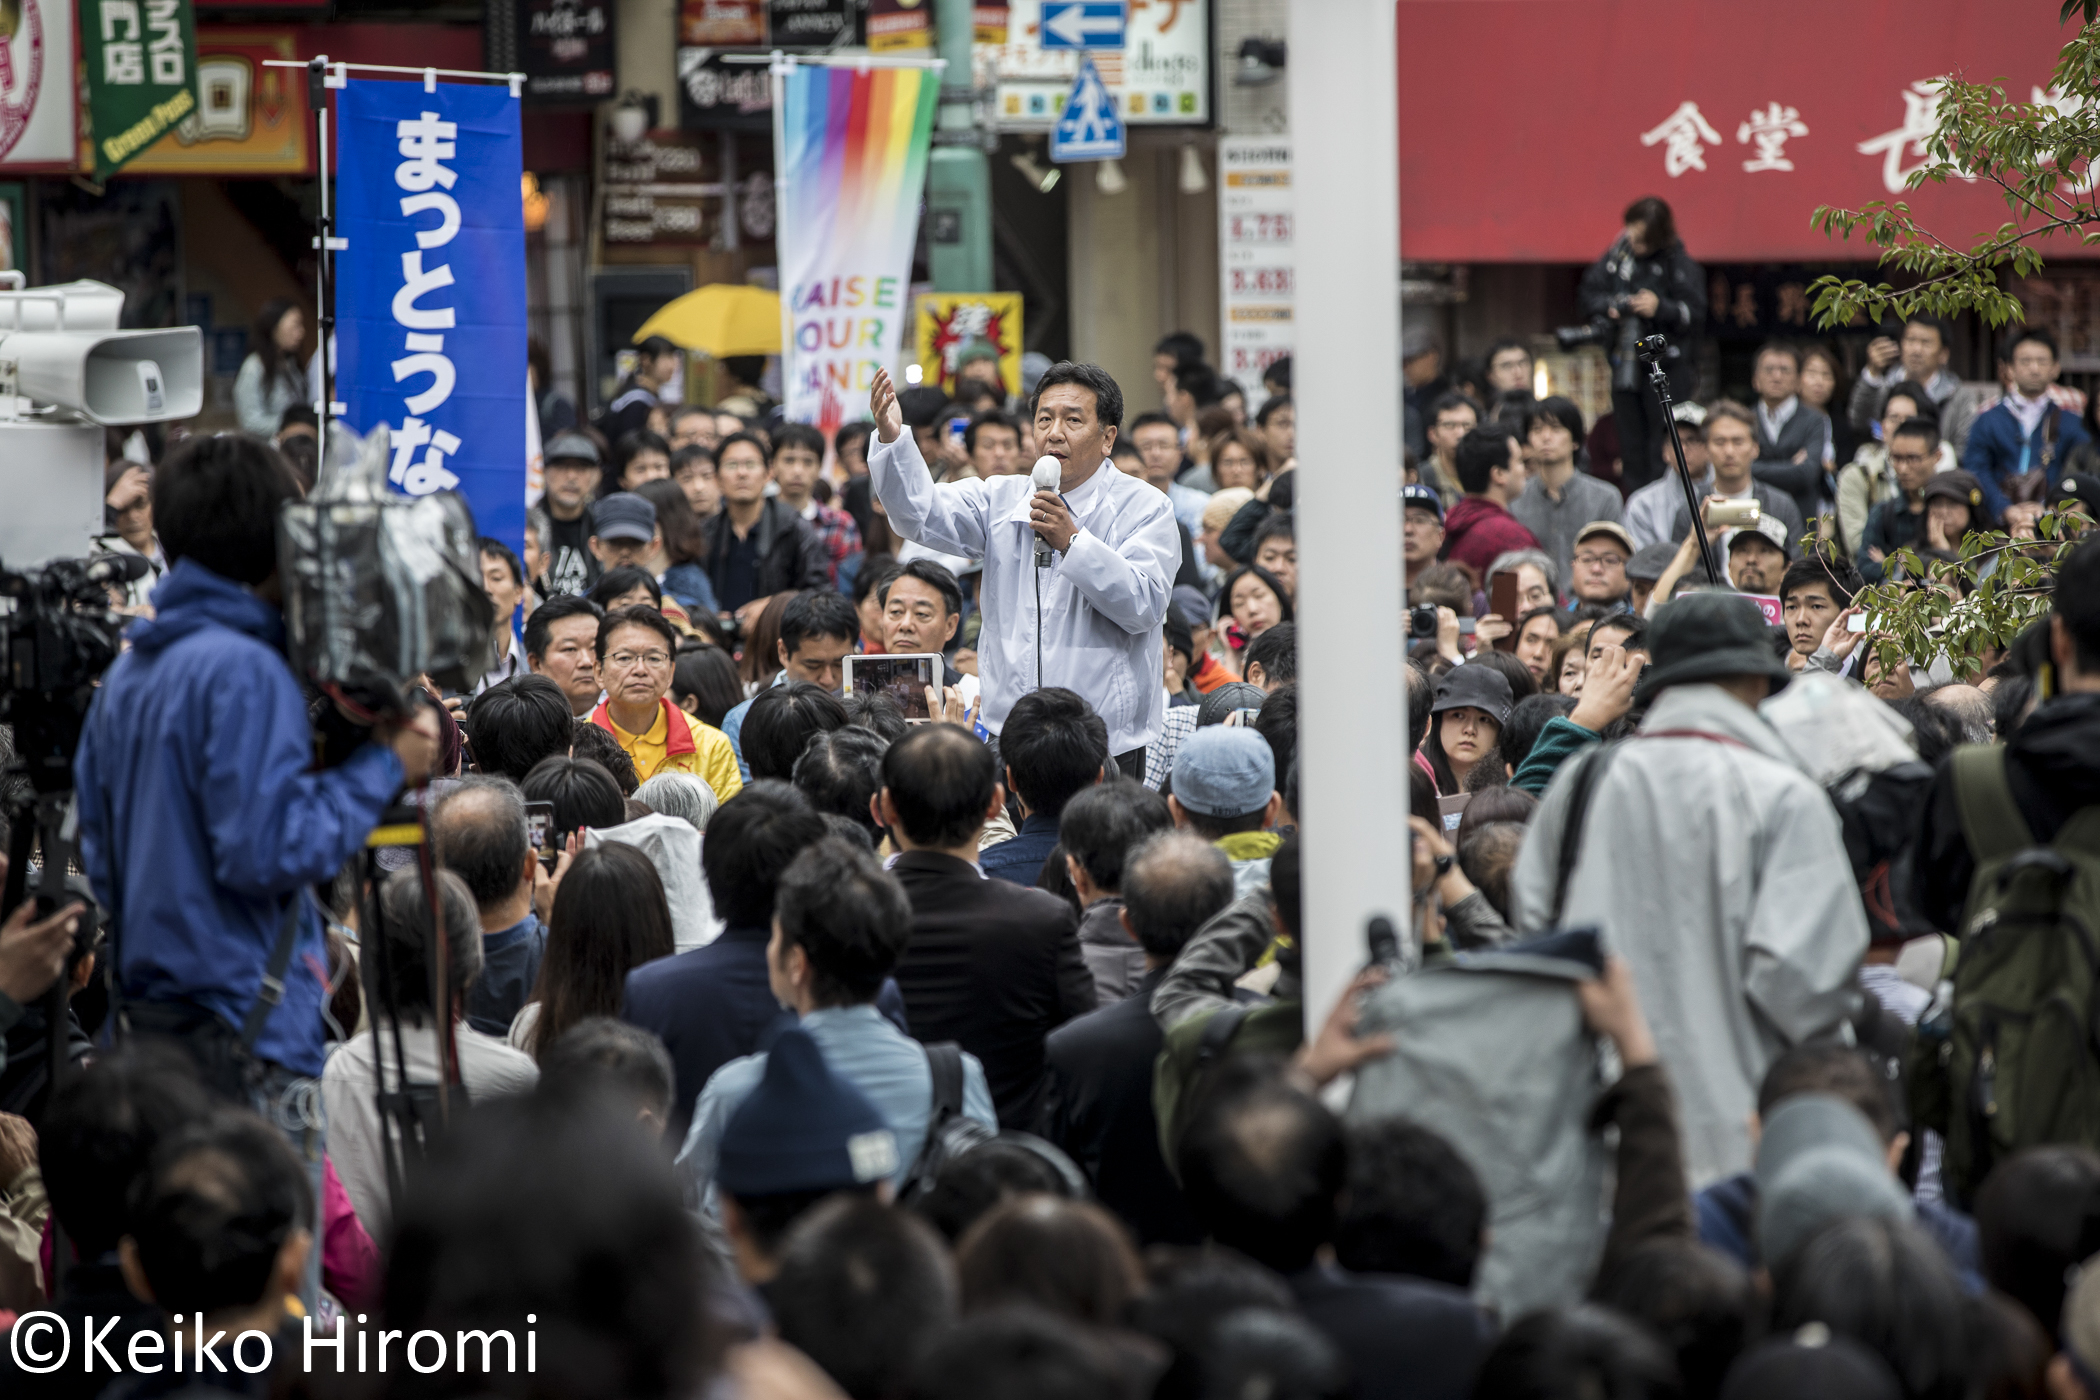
top-left (868, 362), bottom-right (1179, 775)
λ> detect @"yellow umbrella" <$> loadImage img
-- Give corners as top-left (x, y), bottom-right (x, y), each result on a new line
top-left (632, 284), bottom-right (782, 357)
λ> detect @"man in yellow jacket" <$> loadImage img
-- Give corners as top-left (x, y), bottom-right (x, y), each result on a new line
top-left (590, 605), bottom-right (743, 801)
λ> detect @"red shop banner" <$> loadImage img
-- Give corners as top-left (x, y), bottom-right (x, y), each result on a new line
top-left (1397, 0), bottom-right (2099, 264)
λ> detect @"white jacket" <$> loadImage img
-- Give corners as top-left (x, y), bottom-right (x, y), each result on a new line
top-left (1509, 684), bottom-right (1867, 1186)
top-left (869, 430), bottom-right (1179, 753)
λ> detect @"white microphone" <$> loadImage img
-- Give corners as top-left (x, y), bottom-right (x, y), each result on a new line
top-left (1030, 456), bottom-right (1062, 567)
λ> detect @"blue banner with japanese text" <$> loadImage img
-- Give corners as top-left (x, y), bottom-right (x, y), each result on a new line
top-left (336, 78), bottom-right (526, 562)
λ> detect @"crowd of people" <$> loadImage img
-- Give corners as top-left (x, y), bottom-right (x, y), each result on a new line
top-left (3, 259), bottom-right (2100, 1400)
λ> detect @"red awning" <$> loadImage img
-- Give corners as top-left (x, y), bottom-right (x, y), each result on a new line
top-left (1397, 0), bottom-right (2095, 263)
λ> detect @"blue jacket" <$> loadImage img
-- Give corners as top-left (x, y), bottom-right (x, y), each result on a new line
top-left (75, 560), bottom-right (403, 1077)
top-left (1961, 400), bottom-right (2091, 520)
top-left (979, 812), bottom-right (1061, 886)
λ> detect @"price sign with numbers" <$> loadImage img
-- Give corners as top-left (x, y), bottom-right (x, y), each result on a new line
top-left (1217, 136), bottom-right (1294, 409)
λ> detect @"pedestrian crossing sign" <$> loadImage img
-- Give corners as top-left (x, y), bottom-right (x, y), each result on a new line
top-left (1050, 56), bottom-right (1124, 163)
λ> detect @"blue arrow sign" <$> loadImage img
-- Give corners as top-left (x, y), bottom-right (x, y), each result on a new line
top-left (1050, 55), bottom-right (1124, 162)
top-left (1041, 0), bottom-right (1126, 50)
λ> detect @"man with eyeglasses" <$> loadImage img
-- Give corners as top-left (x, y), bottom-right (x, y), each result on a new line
top-left (1568, 521), bottom-right (1636, 613)
top-left (588, 604), bottom-right (742, 796)
top-left (1857, 418), bottom-right (1944, 585)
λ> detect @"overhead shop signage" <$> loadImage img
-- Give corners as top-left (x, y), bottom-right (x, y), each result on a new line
top-left (679, 0), bottom-right (859, 46)
top-left (978, 0), bottom-right (1207, 129)
top-left (516, 0), bottom-right (616, 105)
top-left (84, 0), bottom-right (200, 180)
top-left (602, 129), bottom-right (728, 246)
top-left (677, 48), bottom-right (773, 131)
top-left (0, 0), bottom-right (81, 170)
top-left (1398, 0), bottom-right (2100, 263)
top-left (126, 29), bottom-right (309, 175)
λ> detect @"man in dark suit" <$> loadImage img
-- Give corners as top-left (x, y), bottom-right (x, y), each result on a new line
top-left (877, 725), bottom-right (1095, 1130)
top-left (1043, 831), bottom-right (1234, 1246)
top-left (621, 781), bottom-right (825, 1142)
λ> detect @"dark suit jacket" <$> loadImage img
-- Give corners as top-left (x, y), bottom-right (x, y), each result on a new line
top-left (889, 848), bottom-right (1095, 1130)
top-left (621, 926), bottom-right (785, 1143)
top-left (621, 924), bottom-right (912, 1142)
top-left (1043, 967), bottom-right (1202, 1246)
top-left (1289, 1264), bottom-right (1495, 1400)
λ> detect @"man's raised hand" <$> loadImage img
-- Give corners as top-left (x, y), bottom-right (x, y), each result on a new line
top-left (870, 369), bottom-right (903, 445)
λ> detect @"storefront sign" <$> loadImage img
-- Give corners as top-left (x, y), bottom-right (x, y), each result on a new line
top-left (682, 0), bottom-right (765, 45)
top-left (1397, 0), bottom-right (2100, 263)
top-left (774, 60), bottom-right (937, 433)
top-left (126, 30), bottom-right (309, 175)
top-left (915, 292), bottom-right (1024, 399)
top-left (517, 0), bottom-right (615, 105)
top-left (84, 0), bottom-right (200, 179)
top-left (0, 0), bottom-right (81, 171)
top-left (768, 0), bottom-right (855, 47)
top-left (677, 47), bottom-right (773, 131)
top-left (1218, 136), bottom-right (1292, 407)
top-left (602, 129), bottom-right (725, 245)
top-left (336, 78), bottom-right (528, 562)
top-left (866, 0), bottom-right (933, 54)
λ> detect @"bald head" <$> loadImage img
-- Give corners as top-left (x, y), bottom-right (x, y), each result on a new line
top-left (1922, 683), bottom-right (1994, 744)
top-left (1121, 830), bottom-right (1235, 960)
top-left (433, 776), bottom-right (533, 913)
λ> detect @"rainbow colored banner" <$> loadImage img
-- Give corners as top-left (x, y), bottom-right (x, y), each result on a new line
top-left (773, 61), bottom-right (939, 433)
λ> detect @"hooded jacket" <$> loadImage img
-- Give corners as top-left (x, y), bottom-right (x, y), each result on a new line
top-left (76, 559), bottom-right (404, 1078)
top-left (1438, 496), bottom-right (1540, 582)
top-left (1508, 684), bottom-right (1867, 1186)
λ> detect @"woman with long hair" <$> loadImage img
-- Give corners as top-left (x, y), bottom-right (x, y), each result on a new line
top-left (235, 299), bottom-right (308, 438)
top-left (672, 643), bottom-right (743, 729)
top-left (1799, 342), bottom-right (1855, 480)
top-left (1218, 565), bottom-right (1293, 667)
top-left (738, 591), bottom-right (795, 693)
top-left (513, 843), bottom-right (674, 1058)
top-left (1419, 667), bottom-right (1513, 794)
top-left (634, 477), bottom-right (717, 615)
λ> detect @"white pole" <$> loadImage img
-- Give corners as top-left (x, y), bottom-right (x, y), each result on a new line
top-left (1289, 0), bottom-right (1408, 1032)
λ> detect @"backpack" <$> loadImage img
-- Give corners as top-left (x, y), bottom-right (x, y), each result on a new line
top-left (896, 1042), bottom-right (996, 1206)
top-left (1907, 745), bottom-right (2100, 1208)
top-left (894, 1042), bottom-right (1087, 1207)
top-left (1151, 999), bottom-right (1305, 1182)
top-left (1828, 760), bottom-right (1938, 945)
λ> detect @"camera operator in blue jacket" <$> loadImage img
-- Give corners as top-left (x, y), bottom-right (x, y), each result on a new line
top-left (74, 434), bottom-right (439, 1269)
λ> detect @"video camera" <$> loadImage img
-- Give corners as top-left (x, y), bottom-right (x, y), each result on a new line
top-left (1554, 294), bottom-right (1645, 391)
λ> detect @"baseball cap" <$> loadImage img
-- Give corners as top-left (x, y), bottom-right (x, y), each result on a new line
top-left (1574, 520), bottom-right (1635, 556)
top-left (1402, 483), bottom-right (1445, 522)
top-left (716, 1027), bottom-right (899, 1197)
top-left (1718, 1331), bottom-right (1902, 1400)
top-left (1626, 542), bottom-right (1678, 583)
top-left (2052, 471), bottom-right (2100, 510)
top-left (1919, 470), bottom-right (1986, 511)
top-left (1171, 727), bottom-right (1276, 819)
top-left (1429, 664), bottom-right (1513, 729)
top-left (1726, 513), bottom-right (1792, 557)
top-left (1754, 1094), bottom-right (1911, 1271)
top-left (1172, 584), bottom-right (1213, 632)
top-left (1197, 681), bottom-right (1269, 728)
top-left (544, 430), bottom-right (602, 466)
top-left (592, 491), bottom-right (657, 544)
